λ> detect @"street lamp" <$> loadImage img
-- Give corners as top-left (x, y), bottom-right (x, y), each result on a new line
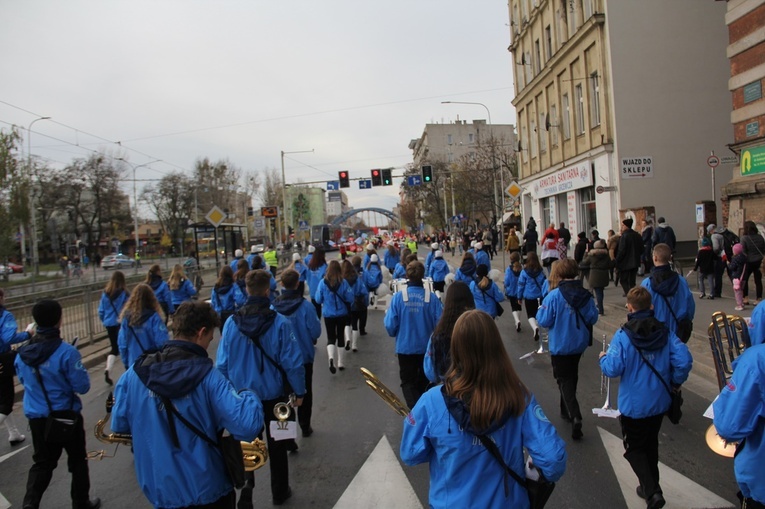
top-left (118, 158), bottom-right (160, 268)
top-left (280, 149), bottom-right (314, 245)
top-left (441, 100), bottom-right (505, 268)
top-left (28, 116), bottom-right (51, 276)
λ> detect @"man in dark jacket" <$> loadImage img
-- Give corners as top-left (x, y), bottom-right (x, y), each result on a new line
top-left (616, 218), bottom-right (644, 296)
top-left (558, 222), bottom-right (572, 251)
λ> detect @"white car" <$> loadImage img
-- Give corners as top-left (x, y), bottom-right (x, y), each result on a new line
top-left (101, 254), bottom-right (136, 270)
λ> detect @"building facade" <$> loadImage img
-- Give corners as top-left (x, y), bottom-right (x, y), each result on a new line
top-left (326, 190), bottom-right (350, 220)
top-left (285, 185), bottom-right (327, 231)
top-left (509, 0), bottom-right (731, 252)
top-left (721, 0), bottom-right (765, 232)
top-left (409, 120), bottom-right (516, 168)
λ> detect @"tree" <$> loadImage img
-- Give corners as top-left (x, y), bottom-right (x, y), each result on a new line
top-left (143, 172), bottom-right (195, 253)
top-left (257, 167), bottom-right (283, 209)
top-left (0, 128), bottom-right (24, 276)
top-left (192, 158), bottom-right (245, 220)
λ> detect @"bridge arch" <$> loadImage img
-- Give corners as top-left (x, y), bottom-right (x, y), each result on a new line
top-left (330, 207), bottom-right (399, 228)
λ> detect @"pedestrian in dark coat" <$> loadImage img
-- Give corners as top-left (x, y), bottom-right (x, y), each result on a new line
top-left (579, 240), bottom-right (611, 314)
top-left (640, 219), bottom-right (654, 276)
top-left (574, 232), bottom-right (589, 264)
top-left (615, 218), bottom-right (644, 296)
top-left (522, 225), bottom-right (538, 258)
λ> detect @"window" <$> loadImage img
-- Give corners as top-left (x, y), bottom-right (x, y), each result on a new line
top-left (530, 121), bottom-right (538, 157)
top-left (590, 72), bottom-right (601, 127)
top-left (550, 105), bottom-right (559, 145)
top-left (521, 126), bottom-right (529, 162)
top-left (535, 39), bottom-right (541, 74)
top-left (542, 197), bottom-right (552, 226)
top-left (525, 51), bottom-right (533, 83)
top-left (562, 93), bottom-right (571, 139)
top-left (575, 84), bottom-right (585, 135)
top-left (584, 0), bottom-right (594, 19)
top-left (447, 153), bottom-right (454, 163)
top-left (579, 185), bottom-right (597, 232)
top-left (568, 0), bottom-right (577, 37)
top-left (545, 25), bottom-right (552, 60)
top-left (468, 133), bottom-right (474, 143)
top-left (447, 134), bottom-right (453, 145)
top-left (539, 113), bottom-right (547, 152)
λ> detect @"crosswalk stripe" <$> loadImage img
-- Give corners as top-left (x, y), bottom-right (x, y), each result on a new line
top-left (0, 445), bottom-right (30, 508)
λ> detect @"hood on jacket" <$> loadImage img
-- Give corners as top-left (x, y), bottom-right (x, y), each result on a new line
top-left (622, 309), bottom-right (668, 351)
top-left (650, 265), bottom-right (679, 297)
top-left (18, 328), bottom-right (63, 367)
top-left (106, 289), bottom-right (126, 301)
top-left (149, 274), bottom-right (164, 291)
top-left (128, 308), bottom-right (157, 327)
top-left (460, 258), bottom-right (477, 277)
top-left (441, 386), bottom-right (512, 436)
top-left (272, 289), bottom-right (304, 316)
top-left (233, 297), bottom-right (276, 340)
top-left (134, 341), bottom-right (212, 399)
top-left (214, 283), bottom-right (234, 295)
top-left (558, 280), bottom-right (593, 310)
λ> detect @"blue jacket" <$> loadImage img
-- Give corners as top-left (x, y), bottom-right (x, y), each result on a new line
top-left (211, 283), bottom-right (238, 314)
top-left (503, 267), bottom-right (521, 299)
top-left (229, 256), bottom-right (245, 272)
top-left (233, 280), bottom-right (248, 309)
top-left (271, 290), bottom-right (322, 364)
top-left (474, 249), bottom-right (491, 270)
top-left (246, 253), bottom-right (261, 270)
top-left (97, 290), bottom-right (129, 328)
top-left (363, 263), bottom-right (383, 291)
top-left (537, 281), bottom-right (599, 355)
top-left (118, 311), bottom-right (170, 367)
top-left (428, 258), bottom-right (450, 283)
top-left (315, 279), bottom-right (353, 318)
top-left (749, 301), bottom-right (765, 347)
top-left (713, 344), bottom-right (765, 503)
top-left (384, 249), bottom-right (399, 272)
top-left (15, 330), bottom-right (90, 418)
top-left (149, 275), bottom-right (175, 315)
top-left (303, 253), bottom-right (313, 266)
top-left (401, 387), bottom-right (567, 509)
top-left (170, 278), bottom-right (198, 306)
top-left (454, 258), bottom-right (478, 285)
top-left (425, 251), bottom-right (437, 275)
top-left (423, 336), bottom-right (438, 384)
top-left (292, 260), bottom-right (308, 282)
top-left (384, 283), bottom-right (443, 354)
top-left (346, 273), bottom-right (369, 309)
top-left (641, 265), bottom-right (695, 336)
top-left (599, 310), bottom-right (693, 418)
top-left (469, 281), bottom-right (505, 318)
top-left (216, 297), bottom-right (306, 400)
top-left (393, 263), bottom-right (407, 280)
top-left (0, 308), bottom-right (31, 354)
top-left (112, 340), bottom-right (263, 509)
top-left (306, 263), bottom-right (327, 301)
top-left (517, 269), bottom-right (546, 300)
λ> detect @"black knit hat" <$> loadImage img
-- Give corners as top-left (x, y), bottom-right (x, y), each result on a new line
top-left (476, 264), bottom-right (489, 278)
top-left (32, 299), bottom-right (62, 328)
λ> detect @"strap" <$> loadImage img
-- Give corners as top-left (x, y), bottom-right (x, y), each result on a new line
top-left (633, 345), bottom-right (673, 398)
top-left (127, 325), bottom-right (149, 354)
top-left (160, 395), bottom-right (219, 450)
top-left (475, 433), bottom-right (527, 498)
top-left (34, 366), bottom-right (73, 412)
top-left (573, 306), bottom-right (593, 346)
top-left (327, 283), bottom-right (351, 312)
top-left (246, 329), bottom-right (293, 396)
top-left (658, 294), bottom-right (682, 326)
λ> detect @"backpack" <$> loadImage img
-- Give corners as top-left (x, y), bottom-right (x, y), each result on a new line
top-left (721, 229), bottom-right (740, 261)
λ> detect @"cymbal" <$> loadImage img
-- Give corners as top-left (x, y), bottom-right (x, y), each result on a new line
top-left (705, 424), bottom-right (736, 458)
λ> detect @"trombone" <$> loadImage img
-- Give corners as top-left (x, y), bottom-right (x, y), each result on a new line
top-left (360, 367), bottom-right (410, 417)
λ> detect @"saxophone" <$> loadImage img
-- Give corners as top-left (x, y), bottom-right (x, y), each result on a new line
top-left (92, 393), bottom-right (268, 471)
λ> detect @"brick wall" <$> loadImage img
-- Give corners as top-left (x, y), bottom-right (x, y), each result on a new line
top-left (733, 113), bottom-right (765, 140)
top-left (731, 40), bottom-right (765, 75)
top-left (729, 3), bottom-right (765, 42)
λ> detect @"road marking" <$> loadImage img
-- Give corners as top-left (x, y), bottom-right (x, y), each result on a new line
top-left (0, 445), bottom-right (30, 509)
top-left (333, 435), bottom-right (422, 509)
top-left (597, 427), bottom-right (735, 508)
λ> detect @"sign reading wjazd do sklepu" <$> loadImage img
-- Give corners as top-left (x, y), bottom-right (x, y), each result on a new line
top-left (621, 156), bottom-right (653, 179)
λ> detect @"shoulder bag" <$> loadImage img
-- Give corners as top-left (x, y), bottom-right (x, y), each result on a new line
top-left (481, 285), bottom-right (504, 317)
top-left (659, 294), bottom-right (692, 344)
top-left (633, 346), bottom-right (683, 424)
top-left (34, 367), bottom-right (81, 443)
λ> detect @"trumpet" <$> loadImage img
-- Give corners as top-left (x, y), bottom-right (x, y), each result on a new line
top-left (360, 367), bottom-right (410, 417)
top-left (91, 393), bottom-right (269, 471)
top-left (592, 334), bottom-right (620, 419)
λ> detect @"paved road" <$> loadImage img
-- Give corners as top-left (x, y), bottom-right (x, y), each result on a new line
top-left (0, 246), bottom-right (744, 508)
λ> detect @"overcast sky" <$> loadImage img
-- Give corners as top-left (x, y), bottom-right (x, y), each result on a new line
top-left (1, 1), bottom-right (516, 224)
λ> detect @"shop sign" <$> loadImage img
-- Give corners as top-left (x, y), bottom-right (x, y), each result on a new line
top-left (741, 145), bottom-right (765, 177)
top-left (620, 156), bottom-right (653, 179)
top-left (530, 162), bottom-right (592, 199)
top-left (743, 81), bottom-right (762, 104)
top-left (746, 121), bottom-right (760, 138)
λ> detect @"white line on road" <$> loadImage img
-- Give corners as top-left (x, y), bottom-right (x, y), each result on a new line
top-left (0, 445), bottom-right (31, 509)
top-left (333, 435), bottom-right (422, 509)
top-left (597, 427), bottom-right (735, 509)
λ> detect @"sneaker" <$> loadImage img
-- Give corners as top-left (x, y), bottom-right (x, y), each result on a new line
top-left (273, 487), bottom-right (293, 506)
top-left (516, 322), bottom-right (521, 332)
top-left (734, 306), bottom-right (745, 311)
top-left (636, 486), bottom-right (646, 500)
top-left (647, 492), bottom-right (666, 509)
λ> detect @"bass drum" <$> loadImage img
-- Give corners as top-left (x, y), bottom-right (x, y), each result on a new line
top-left (390, 277), bottom-right (434, 293)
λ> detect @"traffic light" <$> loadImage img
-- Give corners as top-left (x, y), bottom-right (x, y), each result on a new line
top-left (422, 165), bottom-right (433, 183)
top-left (339, 171), bottom-right (350, 188)
top-left (371, 169), bottom-right (382, 187)
top-left (381, 168), bottom-right (392, 186)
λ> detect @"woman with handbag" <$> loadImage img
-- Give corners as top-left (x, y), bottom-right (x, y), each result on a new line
top-left (314, 260), bottom-right (354, 374)
top-left (470, 263), bottom-right (505, 319)
top-left (401, 310), bottom-right (567, 509)
top-left (0, 287), bottom-right (32, 445)
top-left (741, 220), bottom-right (765, 305)
top-left (117, 284), bottom-right (170, 368)
top-left (97, 271), bottom-right (129, 386)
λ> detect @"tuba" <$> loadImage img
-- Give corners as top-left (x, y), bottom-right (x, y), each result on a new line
top-left (360, 367), bottom-right (410, 417)
top-left (91, 393), bottom-right (269, 471)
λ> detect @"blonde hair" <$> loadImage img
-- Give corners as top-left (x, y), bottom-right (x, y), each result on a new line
top-left (168, 264), bottom-right (186, 290)
top-left (547, 258), bottom-right (578, 291)
top-left (120, 283), bottom-right (163, 326)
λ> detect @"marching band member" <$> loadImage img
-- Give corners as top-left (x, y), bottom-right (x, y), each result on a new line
top-left (423, 281), bottom-right (474, 384)
top-left (117, 284), bottom-right (170, 368)
top-left (97, 271), bottom-right (129, 386)
top-left (315, 260), bottom-right (354, 373)
top-left (0, 287), bottom-right (32, 444)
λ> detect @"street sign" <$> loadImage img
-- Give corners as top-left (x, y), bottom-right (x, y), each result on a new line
top-left (407, 175), bottom-right (422, 186)
top-left (254, 219), bottom-right (264, 228)
top-left (359, 179), bottom-right (372, 189)
top-left (596, 185), bottom-right (604, 194)
top-left (205, 206), bottom-right (226, 228)
top-left (327, 181), bottom-right (339, 191)
top-left (261, 206), bottom-right (278, 218)
top-left (721, 155), bottom-right (739, 166)
top-left (505, 181), bottom-right (522, 199)
top-left (707, 155), bottom-right (720, 168)
top-left (298, 220), bottom-right (310, 231)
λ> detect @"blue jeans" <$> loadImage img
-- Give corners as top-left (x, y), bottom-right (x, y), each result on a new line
top-left (593, 287), bottom-right (604, 314)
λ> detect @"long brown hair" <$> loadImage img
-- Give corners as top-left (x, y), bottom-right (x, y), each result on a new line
top-left (432, 282), bottom-right (475, 338)
top-left (308, 248), bottom-right (326, 270)
top-left (120, 283), bottom-right (163, 326)
top-left (324, 259), bottom-right (343, 287)
top-left (234, 259), bottom-right (249, 282)
top-left (144, 264), bottom-right (162, 284)
top-left (547, 258), bottom-right (578, 291)
top-left (444, 310), bottom-right (529, 432)
top-left (399, 248), bottom-right (412, 264)
top-left (168, 264), bottom-right (186, 290)
top-left (524, 251), bottom-right (542, 272)
top-left (509, 251), bottom-right (522, 273)
top-left (104, 270), bottom-right (127, 298)
top-left (341, 259), bottom-right (357, 281)
top-left (215, 266), bottom-right (234, 289)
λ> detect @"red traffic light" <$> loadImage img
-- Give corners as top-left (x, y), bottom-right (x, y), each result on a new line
top-left (372, 170), bottom-right (379, 176)
top-left (338, 171), bottom-right (350, 188)
top-left (339, 172), bottom-right (348, 178)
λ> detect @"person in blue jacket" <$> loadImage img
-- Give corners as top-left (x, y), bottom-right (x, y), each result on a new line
top-left (117, 283), bottom-right (170, 367)
top-left (306, 248), bottom-right (328, 318)
top-left (216, 269), bottom-right (305, 507)
top-left (424, 242), bottom-right (439, 275)
top-left (315, 260), bottom-right (354, 374)
top-left (362, 243), bottom-right (377, 269)
top-left (168, 264), bottom-right (198, 308)
top-left (229, 248), bottom-right (245, 271)
top-left (97, 270), bottom-right (129, 386)
top-left (384, 261), bottom-right (443, 409)
top-left (402, 310), bottom-right (567, 509)
top-left (423, 281), bottom-right (474, 384)
top-left (0, 287), bottom-right (32, 446)
top-left (383, 240), bottom-right (399, 273)
top-left (145, 264), bottom-right (174, 320)
top-left (599, 287), bottom-right (692, 509)
top-left (303, 244), bottom-right (315, 266)
top-left (210, 265), bottom-right (238, 332)
top-left (504, 251), bottom-right (524, 332)
top-left (474, 240), bottom-right (491, 270)
top-left (454, 251), bottom-right (478, 285)
top-left (288, 252), bottom-right (308, 296)
top-left (351, 255), bottom-right (370, 336)
top-left (641, 243), bottom-right (695, 343)
top-left (112, 300), bottom-right (263, 509)
top-left (428, 250), bottom-right (450, 294)
top-left (272, 269), bottom-right (321, 438)
top-left (15, 300), bottom-right (100, 509)
top-left (537, 258), bottom-right (598, 440)
top-left (469, 263), bottom-right (504, 319)
top-left (363, 254), bottom-right (383, 307)
top-left (713, 343), bottom-right (765, 508)
top-left (747, 300), bottom-right (765, 346)
top-left (246, 245), bottom-right (260, 269)
top-left (233, 258), bottom-right (250, 309)
top-left (516, 251), bottom-right (547, 341)
top-left (341, 259), bottom-right (367, 352)
top-left (392, 248), bottom-right (412, 280)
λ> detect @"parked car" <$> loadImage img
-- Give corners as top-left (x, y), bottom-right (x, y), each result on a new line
top-left (7, 262), bottom-right (24, 273)
top-left (252, 244), bottom-right (265, 253)
top-left (101, 254), bottom-right (136, 270)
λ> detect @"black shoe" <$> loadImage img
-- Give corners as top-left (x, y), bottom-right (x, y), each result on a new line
top-left (572, 418), bottom-right (583, 440)
top-left (708, 296), bottom-right (715, 300)
top-left (273, 487), bottom-right (293, 506)
top-left (360, 330), bottom-right (368, 336)
top-left (636, 486), bottom-right (646, 499)
top-left (516, 322), bottom-right (521, 332)
top-left (302, 426), bottom-right (313, 437)
top-left (647, 492), bottom-right (666, 509)
top-left (104, 370), bottom-right (113, 386)
top-left (73, 498), bottom-right (101, 509)
top-left (345, 342), bottom-right (350, 351)
top-left (329, 360), bottom-right (336, 374)
top-left (285, 440), bottom-right (298, 453)
top-left (533, 328), bottom-right (540, 341)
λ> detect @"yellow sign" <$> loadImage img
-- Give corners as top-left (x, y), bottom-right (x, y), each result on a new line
top-left (505, 181), bottom-right (523, 199)
top-left (205, 206), bottom-right (226, 228)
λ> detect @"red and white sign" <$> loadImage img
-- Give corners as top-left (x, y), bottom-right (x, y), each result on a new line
top-left (707, 155), bottom-right (720, 168)
top-left (531, 162), bottom-right (592, 199)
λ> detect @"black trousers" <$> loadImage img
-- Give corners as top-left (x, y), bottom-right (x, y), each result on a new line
top-left (523, 298), bottom-right (540, 319)
top-left (433, 281), bottom-right (445, 293)
top-left (311, 298), bottom-right (322, 319)
top-left (298, 363), bottom-right (314, 433)
top-left (738, 491), bottom-right (765, 508)
top-left (398, 353), bottom-right (428, 410)
top-left (324, 316), bottom-right (348, 348)
top-left (162, 490), bottom-right (235, 509)
top-left (23, 416), bottom-right (91, 509)
top-left (620, 413), bottom-right (665, 499)
top-left (619, 268), bottom-right (638, 295)
top-left (550, 354), bottom-right (582, 421)
top-left (0, 373), bottom-right (15, 415)
top-left (357, 305), bottom-right (368, 333)
top-left (105, 325), bottom-right (120, 355)
top-left (713, 257), bottom-right (726, 298)
top-left (742, 261), bottom-right (763, 300)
